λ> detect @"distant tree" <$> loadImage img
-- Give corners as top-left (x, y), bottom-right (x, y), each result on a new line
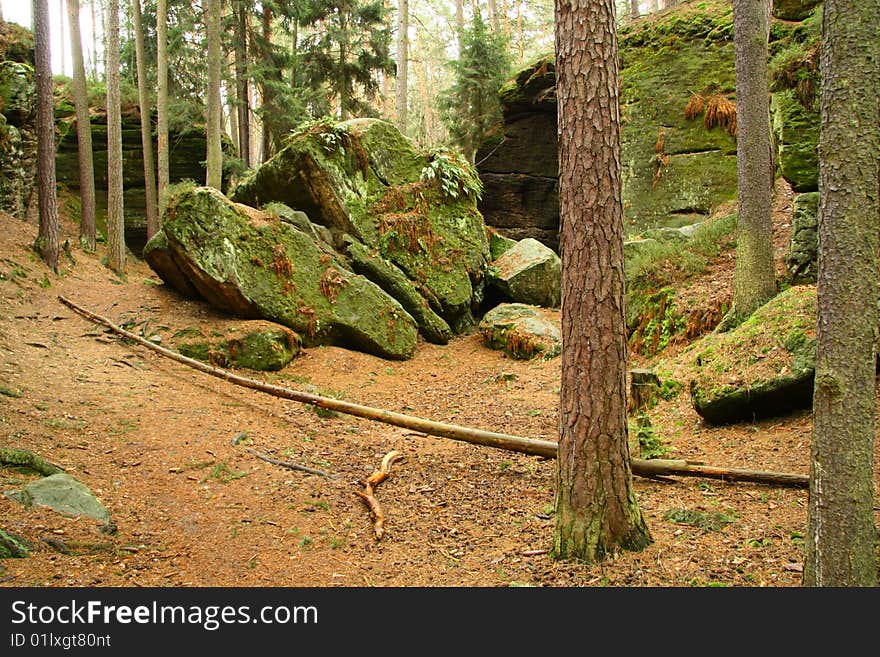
top-left (32, 0), bottom-right (60, 272)
top-left (232, 0), bottom-right (250, 166)
top-left (439, 11), bottom-right (509, 163)
top-left (66, 0), bottom-right (97, 251)
top-left (299, 0), bottom-right (396, 120)
top-left (205, 0), bottom-right (223, 188)
top-left (630, 0), bottom-right (639, 18)
top-left (156, 0), bottom-right (169, 218)
top-left (395, 0), bottom-right (408, 133)
top-left (552, 0), bottom-right (651, 562)
top-left (132, 0), bottom-right (158, 239)
top-left (729, 0), bottom-right (776, 325)
top-left (106, 0), bottom-right (125, 273)
top-left (803, 0), bottom-right (879, 587)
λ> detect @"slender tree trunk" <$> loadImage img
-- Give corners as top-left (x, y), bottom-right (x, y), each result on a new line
top-left (59, 0), bottom-right (66, 75)
top-left (156, 0), bottom-right (169, 219)
top-left (32, 0), bottom-right (60, 272)
top-left (260, 5), bottom-right (275, 159)
top-left (205, 0), bottom-right (223, 189)
top-left (90, 0), bottom-right (99, 81)
top-left (552, 0), bottom-right (651, 563)
top-left (456, 0), bottom-right (464, 52)
top-left (395, 0), bottom-right (408, 134)
top-left (630, 0), bottom-right (639, 19)
top-left (731, 0), bottom-right (776, 322)
top-left (804, 0), bottom-right (879, 588)
top-left (131, 0), bottom-right (158, 240)
top-left (488, 0), bottom-right (500, 32)
top-left (66, 0), bottom-right (96, 251)
top-left (233, 0), bottom-right (250, 167)
top-left (105, 0), bottom-right (125, 273)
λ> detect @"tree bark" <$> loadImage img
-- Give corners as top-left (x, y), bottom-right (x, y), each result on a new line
top-left (131, 0), bottom-right (158, 240)
top-left (552, 0), bottom-right (651, 563)
top-left (395, 0), bottom-right (408, 134)
top-left (233, 0), bottom-right (250, 167)
top-left (33, 0), bottom-right (60, 273)
top-left (105, 0), bottom-right (125, 273)
top-left (804, 0), bottom-right (879, 587)
top-left (731, 0), bottom-right (776, 325)
top-left (205, 0), bottom-right (223, 189)
top-left (630, 0), bottom-right (639, 19)
top-left (156, 0), bottom-right (169, 219)
top-left (66, 0), bottom-right (97, 251)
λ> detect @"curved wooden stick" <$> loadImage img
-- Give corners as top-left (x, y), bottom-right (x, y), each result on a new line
top-left (355, 451), bottom-right (403, 540)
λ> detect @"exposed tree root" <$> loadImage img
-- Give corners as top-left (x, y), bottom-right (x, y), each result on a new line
top-left (355, 451), bottom-right (403, 540)
top-left (0, 447), bottom-right (64, 476)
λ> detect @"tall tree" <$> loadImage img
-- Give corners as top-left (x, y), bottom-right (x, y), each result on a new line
top-left (552, 0), bottom-right (651, 563)
top-left (299, 0), bottom-right (396, 121)
top-left (729, 0), bottom-right (776, 324)
top-left (156, 0), bottom-right (169, 218)
top-left (131, 0), bottom-right (159, 239)
top-left (630, 0), bottom-right (639, 19)
top-left (439, 11), bottom-right (509, 163)
top-left (33, 0), bottom-right (60, 272)
top-left (395, 0), bottom-right (408, 133)
top-left (232, 0), bottom-right (251, 166)
top-left (106, 0), bottom-right (125, 273)
top-left (205, 0), bottom-right (223, 188)
top-left (66, 0), bottom-right (97, 251)
top-left (803, 0), bottom-right (879, 587)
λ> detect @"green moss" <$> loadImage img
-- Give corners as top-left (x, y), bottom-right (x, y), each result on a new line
top-left (771, 89), bottom-right (819, 192)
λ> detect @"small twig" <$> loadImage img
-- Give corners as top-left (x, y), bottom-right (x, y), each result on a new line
top-left (244, 447), bottom-right (335, 479)
top-left (521, 548), bottom-right (548, 557)
top-left (355, 451), bottom-right (404, 540)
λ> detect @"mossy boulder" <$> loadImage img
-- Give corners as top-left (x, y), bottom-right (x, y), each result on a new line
top-left (786, 192), bottom-right (819, 284)
top-left (771, 89), bottom-right (819, 192)
top-left (231, 118), bottom-right (490, 332)
top-left (0, 528), bottom-right (30, 558)
top-left (5, 473), bottom-right (111, 524)
top-left (0, 61), bottom-right (34, 127)
top-left (772, 0), bottom-right (822, 21)
top-left (488, 238), bottom-right (561, 308)
top-left (688, 285), bottom-right (817, 424)
top-left (173, 321), bottom-right (301, 371)
top-left (479, 303), bottom-right (561, 360)
top-left (144, 186), bottom-right (419, 360)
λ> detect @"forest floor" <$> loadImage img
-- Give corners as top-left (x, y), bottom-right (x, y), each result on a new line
top-left (1, 181), bottom-right (877, 589)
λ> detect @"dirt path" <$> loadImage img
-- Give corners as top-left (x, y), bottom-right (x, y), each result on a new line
top-left (0, 204), bottom-right (875, 588)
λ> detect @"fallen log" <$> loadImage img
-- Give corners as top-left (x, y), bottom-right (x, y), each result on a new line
top-left (58, 296), bottom-right (811, 489)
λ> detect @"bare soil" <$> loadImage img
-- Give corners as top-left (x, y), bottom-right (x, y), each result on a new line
top-left (1, 186), bottom-right (877, 588)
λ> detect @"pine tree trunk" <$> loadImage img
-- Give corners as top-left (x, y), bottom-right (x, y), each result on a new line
top-left (456, 0), bottom-right (464, 51)
top-left (66, 0), bottom-right (96, 251)
top-left (803, 0), bottom-right (879, 587)
top-left (260, 6), bottom-right (277, 159)
top-left (131, 0), bottom-right (158, 240)
top-left (156, 0), bottom-right (169, 219)
top-left (59, 0), bottom-right (66, 74)
top-left (205, 0), bottom-right (223, 189)
top-left (32, 0), bottom-right (60, 272)
top-left (731, 0), bottom-right (776, 322)
top-left (233, 1), bottom-right (250, 167)
top-left (552, 0), bottom-right (651, 563)
top-left (630, 0), bottom-right (639, 19)
top-left (488, 0), bottom-right (500, 32)
top-left (395, 0), bottom-right (408, 134)
top-left (105, 0), bottom-right (125, 273)
top-left (90, 0), bottom-right (99, 80)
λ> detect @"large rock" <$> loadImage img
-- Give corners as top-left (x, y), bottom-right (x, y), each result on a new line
top-left (479, 303), bottom-right (561, 360)
top-left (232, 118), bottom-right (490, 333)
top-left (488, 237), bottom-right (561, 308)
top-left (0, 60), bottom-right (36, 219)
top-left (144, 186), bottom-right (419, 360)
top-left (688, 286), bottom-right (817, 424)
top-left (172, 320), bottom-right (301, 371)
top-left (476, 1), bottom-right (823, 249)
top-left (5, 473), bottom-right (111, 524)
top-left (786, 192), bottom-right (819, 284)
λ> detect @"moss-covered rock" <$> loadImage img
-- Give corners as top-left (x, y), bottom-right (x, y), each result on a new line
top-left (145, 186), bottom-right (419, 360)
top-left (771, 89), bottom-right (819, 192)
top-left (0, 528), bottom-right (30, 558)
top-left (0, 61), bottom-right (34, 127)
top-left (688, 285), bottom-right (817, 424)
top-left (231, 118), bottom-right (490, 332)
top-left (5, 473), bottom-right (111, 524)
top-left (0, 21), bottom-right (34, 65)
top-left (173, 321), bottom-right (301, 371)
top-left (479, 303), bottom-right (561, 360)
top-left (786, 191), bottom-right (819, 284)
top-left (772, 0), bottom-right (822, 21)
top-left (488, 237), bottom-right (561, 308)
